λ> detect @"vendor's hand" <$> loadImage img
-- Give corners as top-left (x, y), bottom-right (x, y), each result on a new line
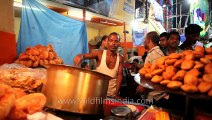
top-left (136, 85), bottom-right (146, 94)
top-left (73, 54), bottom-right (83, 66)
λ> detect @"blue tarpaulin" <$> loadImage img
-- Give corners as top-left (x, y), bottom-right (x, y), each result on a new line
top-left (17, 0), bottom-right (88, 65)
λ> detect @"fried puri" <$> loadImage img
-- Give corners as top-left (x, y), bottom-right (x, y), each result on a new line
top-left (174, 59), bottom-right (183, 68)
top-left (9, 93), bottom-right (46, 120)
top-left (184, 74), bottom-right (199, 85)
top-left (181, 84), bottom-right (199, 93)
top-left (172, 70), bottom-right (186, 81)
top-left (203, 74), bottom-right (212, 82)
top-left (167, 81), bottom-right (182, 90)
top-left (165, 59), bottom-right (177, 65)
top-left (160, 80), bottom-right (171, 86)
top-left (205, 48), bottom-right (212, 54)
top-left (0, 84), bottom-right (16, 120)
top-left (204, 63), bottom-right (212, 74)
top-left (151, 69), bottom-right (164, 76)
top-left (200, 58), bottom-right (211, 64)
top-left (181, 60), bottom-right (194, 70)
top-left (198, 82), bottom-right (212, 93)
top-left (151, 75), bottom-right (163, 83)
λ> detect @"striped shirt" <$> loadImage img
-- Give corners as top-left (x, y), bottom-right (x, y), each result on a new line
top-left (145, 46), bottom-right (164, 64)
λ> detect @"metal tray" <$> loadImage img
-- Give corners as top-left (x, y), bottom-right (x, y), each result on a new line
top-left (134, 73), bottom-right (212, 100)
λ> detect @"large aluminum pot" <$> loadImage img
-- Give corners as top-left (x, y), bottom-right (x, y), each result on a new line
top-left (41, 64), bottom-right (111, 114)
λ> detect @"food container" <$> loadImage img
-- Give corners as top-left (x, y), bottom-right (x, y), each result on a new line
top-left (42, 64), bottom-right (111, 114)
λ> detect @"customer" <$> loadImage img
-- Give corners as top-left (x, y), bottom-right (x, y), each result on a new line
top-left (128, 51), bottom-right (143, 64)
top-left (159, 32), bottom-right (168, 55)
top-left (165, 31), bottom-right (183, 55)
top-left (74, 32), bottom-right (123, 99)
top-left (180, 24), bottom-right (202, 50)
top-left (144, 31), bottom-right (165, 64)
top-left (81, 62), bottom-right (89, 69)
top-left (97, 35), bottom-right (108, 50)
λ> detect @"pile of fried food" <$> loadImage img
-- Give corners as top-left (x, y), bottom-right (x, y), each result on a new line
top-left (15, 44), bottom-right (63, 67)
top-left (139, 46), bottom-right (212, 96)
top-left (0, 84), bottom-right (46, 120)
top-left (0, 64), bottom-right (46, 92)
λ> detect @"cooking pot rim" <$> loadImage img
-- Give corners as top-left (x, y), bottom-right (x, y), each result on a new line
top-left (46, 64), bottom-right (112, 79)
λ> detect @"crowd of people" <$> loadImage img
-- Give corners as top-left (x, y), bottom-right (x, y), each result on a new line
top-left (73, 24), bottom-right (203, 100)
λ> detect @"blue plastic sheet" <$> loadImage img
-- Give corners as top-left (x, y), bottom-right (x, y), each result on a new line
top-left (17, 0), bottom-right (88, 65)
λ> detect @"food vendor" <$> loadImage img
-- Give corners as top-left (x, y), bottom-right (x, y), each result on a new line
top-left (74, 32), bottom-right (123, 99)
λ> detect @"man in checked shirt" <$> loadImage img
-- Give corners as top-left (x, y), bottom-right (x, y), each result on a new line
top-left (143, 31), bottom-right (165, 64)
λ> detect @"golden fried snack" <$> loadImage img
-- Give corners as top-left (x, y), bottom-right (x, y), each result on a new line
top-left (193, 51), bottom-right (204, 58)
top-left (151, 69), bottom-right (164, 76)
top-left (33, 61), bottom-right (39, 67)
top-left (0, 84), bottom-right (16, 120)
top-left (49, 60), bottom-right (56, 64)
top-left (172, 70), bottom-right (186, 81)
top-left (39, 59), bottom-right (44, 66)
top-left (150, 64), bottom-right (158, 72)
top-left (165, 66), bottom-right (177, 72)
top-left (162, 71), bottom-right (175, 80)
top-left (19, 54), bottom-right (30, 61)
top-left (181, 60), bottom-right (194, 70)
top-left (195, 46), bottom-right (204, 54)
top-left (185, 53), bottom-right (195, 60)
top-left (40, 51), bottom-right (49, 60)
top-left (174, 59), bottom-right (183, 68)
top-left (9, 93), bottom-right (46, 120)
top-left (165, 59), bottom-right (177, 65)
top-left (52, 51), bottom-right (58, 58)
top-left (200, 58), bottom-right (211, 64)
top-left (184, 74), bottom-right (199, 85)
top-left (44, 59), bottom-right (49, 65)
top-left (160, 80), bottom-right (171, 86)
top-left (28, 55), bottom-right (35, 61)
top-left (204, 63), bottom-right (212, 74)
top-left (208, 89), bottom-right (212, 97)
top-left (198, 82), bottom-right (212, 93)
top-left (12, 88), bottom-right (26, 99)
top-left (144, 63), bottom-right (152, 68)
top-left (155, 56), bottom-right (167, 65)
top-left (139, 68), bottom-right (147, 76)
top-left (205, 48), bottom-right (212, 55)
top-left (181, 84), bottom-right (199, 93)
top-left (194, 63), bottom-right (204, 69)
top-left (205, 55), bottom-right (212, 60)
top-left (30, 47), bottom-right (40, 56)
top-left (182, 50), bottom-right (193, 56)
top-left (203, 74), bottom-right (212, 82)
top-left (157, 64), bottom-right (166, 71)
top-left (151, 75), bottom-right (163, 83)
top-left (167, 81), bottom-right (182, 90)
top-left (47, 44), bottom-right (55, 51)
top-left (54, 58), bottom-right (63, 64)
top-left (187, 69), bottom-right (201, 77)
top-left (145, 73), bottom-right (153, 79)
top-left (168, 53), bottom-right (181, 59)
top-left (48, 52), bottom-right (54, 60)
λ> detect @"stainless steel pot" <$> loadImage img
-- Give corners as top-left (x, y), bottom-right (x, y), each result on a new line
top-left (41, 64), bottom-right (111, 114)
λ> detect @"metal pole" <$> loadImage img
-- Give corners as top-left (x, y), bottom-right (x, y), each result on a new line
top-left (123, 22), bottom-right (127, 60)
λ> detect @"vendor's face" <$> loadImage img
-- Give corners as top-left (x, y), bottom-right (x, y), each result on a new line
top-left (107, 34), bottom-right (120, 52)
top-left (168, 34), bottom-right (179, 48)
top-left (159, 37), bottom-right (168, 47)
top-left (186, 33), bottom-right (200, 44)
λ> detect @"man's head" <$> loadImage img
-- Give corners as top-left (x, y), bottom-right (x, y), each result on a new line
top-left (159, 32), bottom-right (169, 48)
top-left (167, 31), bottom-right (180, 49)
top-left (144, 31), bottom-right (160, 50)
top-left (107, 32), bottom-right (120, 52)
top-left (185, 24), bottom-right (202, 44)
top-left (100, 35), bottom-right (108, 49)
